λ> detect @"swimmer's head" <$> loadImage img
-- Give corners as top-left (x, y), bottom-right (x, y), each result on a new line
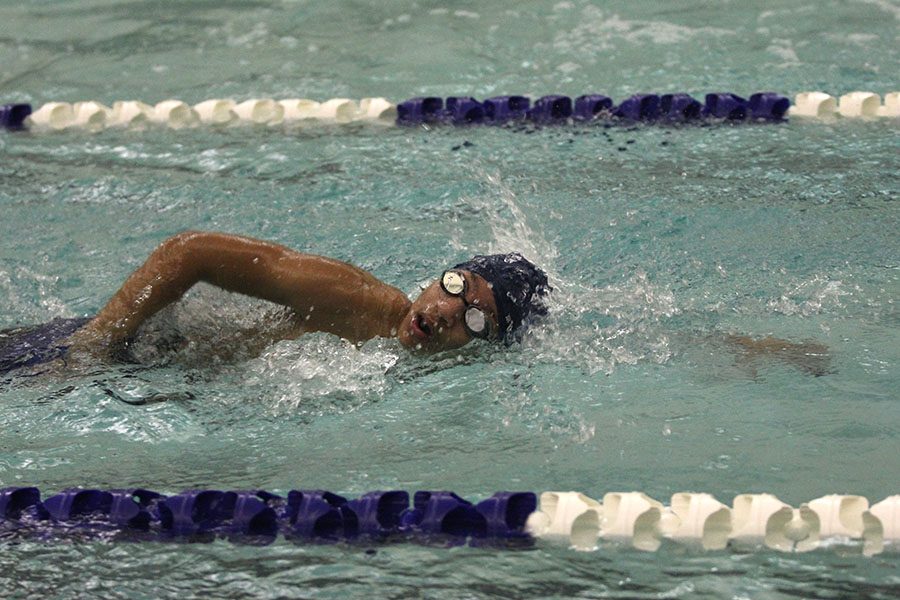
top-left (399, 253), bottom-right (551, 352)
top-left (452, 253), bottom-right (551, 343)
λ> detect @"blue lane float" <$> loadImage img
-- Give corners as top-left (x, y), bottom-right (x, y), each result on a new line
top-left (528, 95), bottom-right (573, 122)
top-left (0, 487), bottom-right (534, 545)
top-left (345, 490), bottom-right (409, 537)
top-left (574, 94), bottom-right (613, 120)
top-left (0, 486), bottom-right (40, 517)
top-left (614, 94), bottom-right (662, 120)
top-left (704, 92), bottom-right (748, 119)
top-left (396, 97), bottom-right (444, 124)
top-left (660, 94), bottom-right (703, 120)
top-left (392, 91), bottom-right (789, 127)
top-left (749, 92), bottom-right (791, 120)
top-left (0, 103), bottom-right (32, 129)
top-left (444, 96), bottom-right (485, 125)
top-left (483, 95), bottom-right (530, 122)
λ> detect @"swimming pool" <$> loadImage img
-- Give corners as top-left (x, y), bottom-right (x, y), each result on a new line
top-left (1, 0), bottom-right (898, 597)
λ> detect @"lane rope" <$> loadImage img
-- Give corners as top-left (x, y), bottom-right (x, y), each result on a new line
top-left (1, 487), bottom-right (897, 554)
top-left (1, 91), bottom-right (897, 132)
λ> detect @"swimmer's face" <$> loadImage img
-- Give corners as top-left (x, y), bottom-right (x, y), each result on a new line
top-left (399, 270), bottom-right (500, 352)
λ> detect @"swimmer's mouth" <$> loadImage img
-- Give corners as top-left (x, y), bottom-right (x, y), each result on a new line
top-left (411, 313), bottom-right (434, 340)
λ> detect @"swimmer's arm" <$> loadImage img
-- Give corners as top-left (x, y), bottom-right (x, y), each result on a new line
top-left (78, 231), bottom-right (408, 348)
top-left (724, 334), bottom-right (832, 377)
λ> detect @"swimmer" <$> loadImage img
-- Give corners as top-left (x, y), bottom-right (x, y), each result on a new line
top-left (0, 231), bottom-right (551, 375)
top-left (1, 231), bottom-right (831, 379)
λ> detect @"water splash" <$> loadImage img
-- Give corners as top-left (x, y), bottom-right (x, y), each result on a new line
top-left (243, 336), bottom-right (399, 416)
top-left (0, 266), bottom-right (72, 323)
top-left (123, 285), bottom-right (401, 417)
top-left (454, 171), bottom-right (677, 375)
top-left (766, 275), bottom-right (848, 317)
top-left (548, 6), bottom-right (734, 56)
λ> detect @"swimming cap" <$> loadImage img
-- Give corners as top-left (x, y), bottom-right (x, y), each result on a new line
top-left (452, 253), bottom-right (550, 343)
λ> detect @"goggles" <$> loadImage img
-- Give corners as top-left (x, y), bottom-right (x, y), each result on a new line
top-left (440, 270), bottom-right (491, 339)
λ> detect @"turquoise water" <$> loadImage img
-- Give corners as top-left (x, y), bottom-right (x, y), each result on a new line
top-left (1, 0), bottom-right (899, 598)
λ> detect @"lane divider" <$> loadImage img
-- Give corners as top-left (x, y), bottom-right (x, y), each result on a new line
top-left (395, 92), bottom-right (792, 124)
top-left (791, 91), bottom-right (900, 118)
top-left (1, 91), bottom-right (896, 132)
top-left (1, 486), bottom-right (897, 554)
top-left (528, 491), bottom-right (900, 555)
top-left (0, 488), bottom-right (535, 545)
top-left (7, 97), bottom-right (397, 131)
top-left (0, 103), bottom-right (32, 130)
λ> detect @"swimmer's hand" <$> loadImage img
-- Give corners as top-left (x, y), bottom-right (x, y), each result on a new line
top-left (725, 334), bottom-right (833, 377)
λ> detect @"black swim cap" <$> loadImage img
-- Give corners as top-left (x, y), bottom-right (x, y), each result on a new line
top-left (453, 253), bottom-right (551, 343)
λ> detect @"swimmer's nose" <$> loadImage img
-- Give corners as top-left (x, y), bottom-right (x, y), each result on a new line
top-left (437, 314), bottom-right (455, 331)
top-left (434, 297), bottom-right (462, 325)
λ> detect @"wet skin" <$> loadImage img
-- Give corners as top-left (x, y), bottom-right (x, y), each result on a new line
top-left (397, 270), bottom-right (500, 352)
top-left (69, 231), bottom-right (499, 357)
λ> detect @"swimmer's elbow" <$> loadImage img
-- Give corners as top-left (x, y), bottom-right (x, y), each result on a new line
top-left (160, 230), bottom-right (207, 249)
top-left (155, 231), bottom-right (220, 272)
top-left (159, 231), bottom-right (258, 256)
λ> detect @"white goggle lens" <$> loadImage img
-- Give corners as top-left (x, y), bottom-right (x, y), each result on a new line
top-left (442, 271), bottom-right (465, 295)
top-left (465, 306), bottom-right (486, 333)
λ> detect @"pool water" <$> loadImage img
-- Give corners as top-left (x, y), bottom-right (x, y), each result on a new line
top-left (1, 0), bottom-right (898, 598)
